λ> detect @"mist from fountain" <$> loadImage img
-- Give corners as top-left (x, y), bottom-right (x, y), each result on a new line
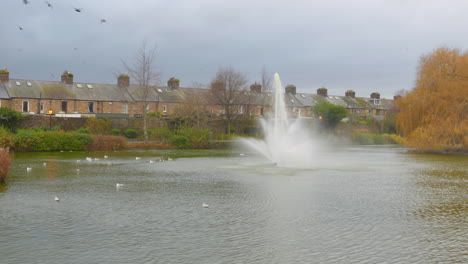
top-left (241, 73), bottom-right (320, 168)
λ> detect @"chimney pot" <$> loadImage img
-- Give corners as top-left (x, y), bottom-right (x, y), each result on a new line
top-left (118, 74), bottom-right (130, 88)
top-left (250, 82), bottom-right (262, 93)
top-left (345, 90), bottom-right (356, 98)
top-left (285, 84), bottom-right (296, 95)
top-left (168, 77), bottom-right (180, 90)
top-left (0, 69), bottom-right (9, 83)
top-left (317, 87), bottom-right (328, 97)
top-left (61, 71), bottom-right (74, 85)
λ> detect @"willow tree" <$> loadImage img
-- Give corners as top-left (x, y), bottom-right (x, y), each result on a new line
top-left (396, 47), bottom-right (468, 152)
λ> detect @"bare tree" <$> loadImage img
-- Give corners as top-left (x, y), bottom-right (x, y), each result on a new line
top-left (171, 86), bottom-right (210, 129)
top-left (260, 66), bottom-right (273, 93)
top-left (260, 66), bottom-right (273, 115)
top-left (123, 41), bottom-right (161, 141)
top-left (210, 67), bottom-right (249, 135)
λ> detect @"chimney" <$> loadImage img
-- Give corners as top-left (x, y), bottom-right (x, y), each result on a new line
top-left (0, 69), bottom-right (9, 83)
top-left (168, 77), bottom-right (180, 90)
top-left (370, 92), bottom-right (380, 99)
top-left (285, 84), bottom-right (296, 95)
top-left (345, 90), bottom-right (355, 98)
top-left (61, 71), bottom-right (74, 85)
top-left (250, 82), bottom-right (262, 93)
top-left (317, 87), bottom-right (328, 97)
top-left (118, 74), bottom-right (130, 88)
top-left (211, 81), bottom-right (224, 92)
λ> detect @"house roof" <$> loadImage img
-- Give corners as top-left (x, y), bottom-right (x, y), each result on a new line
top-left (1, 77), bottom-right (395, 111)
top-left (0, 82), bottom-right (10, 99)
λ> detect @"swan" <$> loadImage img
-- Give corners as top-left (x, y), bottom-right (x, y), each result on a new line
top-left (26, 167), bottom-right (32, 172)
top-left (135, 157), bottom-right (141, 160)
top-left (54, 196), bottom-right (60, 202)
top-left (116, 183), bottom-right (124, 188)
top-left (104, 155), bottom-right (108, 159)
top-left (202, 203), bottom-right (209, 208)
top-left (149, 160), bottom-right (155, 163)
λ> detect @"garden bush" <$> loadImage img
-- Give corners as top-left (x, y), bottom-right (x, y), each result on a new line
top-left (12, 129), bottom-right (92, 151)
top-left (111, 129), bottom-right (121, 136)
top-left (0, 107), bottom-right (24, 132)
top-left (124, 129), bottom-right (137, 139)
top-left (0, 127), bottom-right (13, 148)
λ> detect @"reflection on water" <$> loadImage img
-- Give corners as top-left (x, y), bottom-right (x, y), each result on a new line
top-left (0, 147), bottom-right (466, 264)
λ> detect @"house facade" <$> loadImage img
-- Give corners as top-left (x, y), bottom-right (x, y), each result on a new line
top-left (0, 70), bottom-right (394, 120)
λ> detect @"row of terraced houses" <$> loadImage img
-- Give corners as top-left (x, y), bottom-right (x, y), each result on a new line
top-left (0, 70), bottom-right (395, 120)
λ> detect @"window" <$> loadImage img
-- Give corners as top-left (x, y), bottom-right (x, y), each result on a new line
top-left (162, 105), bottom-right (167, 113)
top-left (122, 103), bottom-right (128, 114)
top-left (22, 101), bottom-right (29, 112)
top-left (145, 104), bottom-right (150, 112)
top-left (61, 101), bottom-right (68, 113)
top-left (40, 102), bottom-right (44, 113)
top-left (238, 106), bottom-right (243, 114)
top-left (88, 102), bottom-right (94, 113)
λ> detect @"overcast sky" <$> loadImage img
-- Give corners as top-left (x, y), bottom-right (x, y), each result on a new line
top-left (1, 0), bottom-right (467, 98)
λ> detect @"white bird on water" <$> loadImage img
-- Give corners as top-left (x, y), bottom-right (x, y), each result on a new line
top-left (104, 155), bottom-right (108, 159)
top-left (116, 183), bottom-right (124, 188)
top-left (54, 196), bottom-right (60, 202)
top-left (202, 203), bottom-right (209, 208)
top-left (135, 157), bottom-right (141, 160)
top-left (26, 167), bottom-right (32, 172)
top-left (43, 163), bottom-right (47, 166)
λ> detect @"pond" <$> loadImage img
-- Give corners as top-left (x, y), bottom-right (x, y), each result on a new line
top-left (0, 146), bottom-right (467, 263)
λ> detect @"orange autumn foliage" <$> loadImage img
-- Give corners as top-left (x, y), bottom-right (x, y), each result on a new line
top-left (396, 47), bottom-right (468, 152)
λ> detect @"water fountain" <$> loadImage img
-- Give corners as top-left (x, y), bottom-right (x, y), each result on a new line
top-left (241, 73), bottom-right (319, 168)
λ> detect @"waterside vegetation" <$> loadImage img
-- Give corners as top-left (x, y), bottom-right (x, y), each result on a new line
top-left (396, 47), bottom-right (468, 153)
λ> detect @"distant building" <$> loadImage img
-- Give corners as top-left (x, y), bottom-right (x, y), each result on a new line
top-left (0, 70), bottom-right (394, 119)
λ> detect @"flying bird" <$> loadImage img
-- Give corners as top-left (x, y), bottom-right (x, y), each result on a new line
top-left (74, 8), bottom-right (83, 12)
top-left (18, 26), bottom-right (23, 30)
top-left (100, 19), bottom-right (107, 24)
top-left (23, 0), bottom-right (29, 4)
top-left (44, 1), bottom-right (53, 8)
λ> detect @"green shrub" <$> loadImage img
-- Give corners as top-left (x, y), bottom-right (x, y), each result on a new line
top-left (0, 127), bottom-right (13, 148)
top-left (124, 129), bottom-right (137, 139)
top-left (12, 129), bottom-right (92, 151)
top-left (172, 135), bottom-right (190, 148)
top-left (147, 127), bottom-right (173, 142)
top-left (111, 129), bottom-right (121, 136)
top-left (76, 127), bottom-right (90, 134)
top-left (0, 107), bottom-right (24, 132)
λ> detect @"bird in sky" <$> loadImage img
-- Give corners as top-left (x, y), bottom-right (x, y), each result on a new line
top-left (74, 8), bottom-right (83, 12)
top-left (23, 0), bottom-right (29, 4)
top-left (18, 26), bottom-right (24, 30)
top-left (100, 19), bottom-right (107, 24)
top-left (44, 1), bottom-right (53, 8)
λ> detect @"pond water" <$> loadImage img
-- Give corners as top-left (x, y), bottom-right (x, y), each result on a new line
top-left (0, 146), bottom-right (467, 263)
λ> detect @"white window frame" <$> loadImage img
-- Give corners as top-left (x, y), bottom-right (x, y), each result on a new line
top-left (162, 105), bottom-right (167, 113)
